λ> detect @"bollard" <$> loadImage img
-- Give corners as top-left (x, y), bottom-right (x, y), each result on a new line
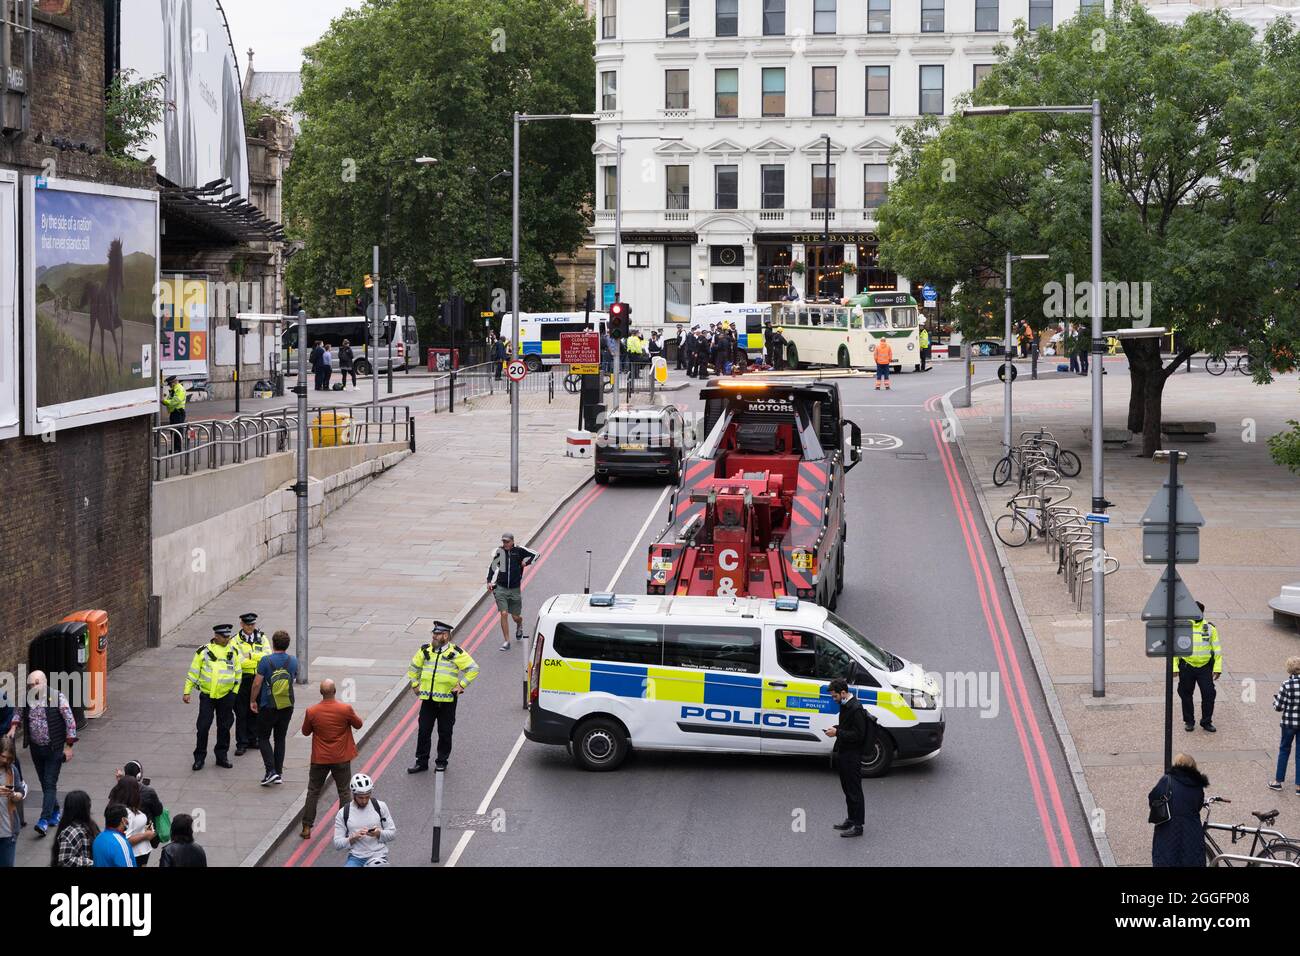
top-left (450, 369), bottom-right (456, 414)
top-left (584, 550), bottom-right (593, 594)
top-left (430, 765), bottom-right (446, 863)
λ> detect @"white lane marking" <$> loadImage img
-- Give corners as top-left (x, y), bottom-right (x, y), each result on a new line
top-left (605, 484), bottom-right (673, 592)
top-left (447, 489), bottom-right (670, 867)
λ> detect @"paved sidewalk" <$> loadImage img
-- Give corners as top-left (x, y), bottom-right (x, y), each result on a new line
top-left (955, 367), bottom-right (1300, 866)
top-left (15, 391), bottom-right (591, 867)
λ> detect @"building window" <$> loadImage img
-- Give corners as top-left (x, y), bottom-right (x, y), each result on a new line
top-left (867, 0), bottom-right (890, 33)
top-left (666, 245), bottom-right (692, 324)
top-left (666, 0), bottom-right (690, 38)
top-left (716, 0), bottom-right (738, 36)
top-left (973, 63), bottom-right (993, 88)
top-left (759, 243), bottom-right (793, 300)
top-left (866, 66), bottom-right (889, 116)
top-left (601, 0), bottom-right (617, 39)
top-left (715, 165), bottom-right (738, 209)
top-left (812, 66), bottom-right (836, 117)
top-left (921, 0), bottom-right (943, 33)
top-left (762, 68), bottom-right (786, 117)
top-left (812, 163), bottom-right (836, 210)
top-left (666, 165), bottom-right (691, 210)
top-left (864, 164), bottom-right (888, 211)
top-left (761, 164), bottom-right (785, 209)
top-left (1079, 0), bottom-right (1104, 11)
top-left (814, 0), bottom-right (836, 35)
top-left (603, 165), bottom-right (618, 208)
top-left (715, 69), bottom-right (738, 118)
top-left (806, 244), bottom-right (843, 300)
top-left (601, 71), bottom-right (617, 111)
top-left (919, 65), bottom-right (944, 115)
top-left (975, 0), bottom-right (997, 32)
top-left (666, 70), bottom-right (690, 110)
top-left (763, 0), bottom-right (785, 36)
top-left (1029, 0), bottom-right (1052, 30)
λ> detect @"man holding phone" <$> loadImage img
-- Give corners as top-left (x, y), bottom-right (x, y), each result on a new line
top-left (823, 678), bottom-right (868, 839)
top-left (332, 773), bottom-right (395, 866)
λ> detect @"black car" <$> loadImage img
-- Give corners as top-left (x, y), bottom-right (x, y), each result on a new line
top-left (595, 405), bottom-right (689, 484)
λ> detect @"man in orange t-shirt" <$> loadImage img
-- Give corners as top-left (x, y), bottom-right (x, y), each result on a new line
top-left (299, 678), bottom-right (363, 839)
top-left (874, 338), bottom-right (894, 390)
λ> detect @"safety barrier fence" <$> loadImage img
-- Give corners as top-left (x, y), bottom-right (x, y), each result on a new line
top-left (152, 404), bottom-right (415, 480)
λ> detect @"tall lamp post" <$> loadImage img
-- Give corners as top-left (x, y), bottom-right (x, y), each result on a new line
top-left (961, 99), bottom-right (1106, 696)
top-left (1003, 252), bottom-right (1049, 449)
top-left (476, 112), bottom-right (597, 494)
top-left (821, 133), bottom-right (831, 301)
top-left (613, 132), bottom-right (682, 404)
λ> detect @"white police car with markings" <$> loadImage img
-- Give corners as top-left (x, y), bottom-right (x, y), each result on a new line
top-left (523, 594), bottom-right (943, 776)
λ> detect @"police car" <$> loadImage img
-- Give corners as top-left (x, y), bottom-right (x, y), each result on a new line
top-left (524, 594), bottom-right (943, 776)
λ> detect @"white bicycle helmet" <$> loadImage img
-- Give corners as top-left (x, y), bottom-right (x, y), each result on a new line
top-left (349, 772), bottom-right (374, 794)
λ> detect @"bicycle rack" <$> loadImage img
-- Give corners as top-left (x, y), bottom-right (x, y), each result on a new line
top-left (1209, 853), bottom-right (1297, 867)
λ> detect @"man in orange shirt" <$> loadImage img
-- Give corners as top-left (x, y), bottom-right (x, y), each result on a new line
top-left (874, 337), bottom-right (894, 391)
top-left (299, 678), bottom-right (363, 839)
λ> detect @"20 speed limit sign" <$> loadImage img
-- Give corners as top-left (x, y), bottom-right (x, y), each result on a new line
top-left (506, 360), bottom-right (528, 382)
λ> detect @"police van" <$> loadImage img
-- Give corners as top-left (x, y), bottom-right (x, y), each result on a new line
top-left (524, 594), bottom-right (944, 776)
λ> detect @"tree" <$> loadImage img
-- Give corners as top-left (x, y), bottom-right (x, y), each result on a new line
top-left (878, 1), bottom-right (1300, 457)
top-left (284, 0), bottom-right (595, 342)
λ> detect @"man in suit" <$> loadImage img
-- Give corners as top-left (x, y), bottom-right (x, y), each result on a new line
top-left (824, 677), bottom-right (868, 838)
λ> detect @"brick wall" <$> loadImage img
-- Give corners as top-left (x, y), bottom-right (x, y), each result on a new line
top-left (0, 3), bottom-right (155, 672)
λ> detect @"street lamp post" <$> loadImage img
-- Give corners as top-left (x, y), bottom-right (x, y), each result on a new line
top-left (822, 133), bottom-right (831, 302)
top-left (1003, 252), bottom-right (1049, 450)
top-left (612, 132), bottom-right (682, 407)
top-left (961, 99), bottom-right (1107, 696)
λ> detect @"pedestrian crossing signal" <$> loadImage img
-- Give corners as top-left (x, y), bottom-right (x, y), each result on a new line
top-left (364, 274), bottom-right (373, 289)
top-left (609, 301), bottom-right (630, 340)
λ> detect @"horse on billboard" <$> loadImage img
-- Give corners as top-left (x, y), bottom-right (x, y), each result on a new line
top-left (80, 238), bottom-right (126, 375)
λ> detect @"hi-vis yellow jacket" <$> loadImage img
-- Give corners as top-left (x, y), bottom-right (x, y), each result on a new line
top-left (184, 642), bottom-right (242, 698)
top-left (407, 642), bottom-right (480, 702)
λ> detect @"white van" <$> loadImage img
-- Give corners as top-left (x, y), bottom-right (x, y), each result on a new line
top-left (524, 594), bottom-right (944, 776)
top-left (501, 312), bottom-right (608, 372)
top-left (283, 315), bottom-right (420, 375)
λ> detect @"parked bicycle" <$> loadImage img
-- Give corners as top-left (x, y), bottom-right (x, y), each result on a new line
top-left (1205, 352), bottom-right (1258, 377)
top-left (993, 429), bottom-right (1081, 487)
top-left (1201, 796), bottom-right (1300, 866)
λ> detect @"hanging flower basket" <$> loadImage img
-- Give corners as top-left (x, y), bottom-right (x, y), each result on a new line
top-left (791, 260), bottom-right (806, 275)
top-left (841, 261), bottom-right (858, 276)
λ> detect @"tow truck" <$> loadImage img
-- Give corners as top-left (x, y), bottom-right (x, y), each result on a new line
top-left (647, 380), bottom-right (862, 607)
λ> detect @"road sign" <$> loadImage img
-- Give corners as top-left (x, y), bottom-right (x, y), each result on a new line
top-left (923, 284), bottom-right (937, 308)
top-left (602, 282), bottom-right (616, 309)
top-left (1146, 621), bottom-right (1194, 658)
top-left (570, 363), bottom-right (600, 375)
top-left (1141, 569), bottom-right (1200, 622)
top-left (335, 288), bottom-right (353, 297)
top-left (1141, 480), bottom-right (1205, 564)
top-left (560, 331), bottom-right (601, 366)
top-left (506, 360), bottom-right (527, 383)
top-left (1085, 513), bottom-right (1110, 524)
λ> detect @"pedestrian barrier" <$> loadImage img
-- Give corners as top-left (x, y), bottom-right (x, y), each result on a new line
top-left (151, 404), bottom-right (416, 480)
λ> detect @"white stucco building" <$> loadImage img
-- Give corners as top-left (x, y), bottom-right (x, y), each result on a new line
top-left (591, 0), bottom-right (1298, 327)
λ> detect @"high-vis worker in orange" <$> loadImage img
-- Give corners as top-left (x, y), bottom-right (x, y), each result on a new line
top-left (874, 338), bottom-right (894, 390)
top-left (184, 623), bottom-right (243, 770)
top-left (406, 620), bottom-right (480, 773)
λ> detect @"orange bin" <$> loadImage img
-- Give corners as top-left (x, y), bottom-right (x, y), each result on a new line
top-left (62, 610), bottom-right (107, 719)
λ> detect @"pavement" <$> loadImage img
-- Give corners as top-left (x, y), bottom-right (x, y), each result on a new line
top-left (952, 360), bottom-right (1300, 866)
top-left (12, 375), bottom-right (595, 867)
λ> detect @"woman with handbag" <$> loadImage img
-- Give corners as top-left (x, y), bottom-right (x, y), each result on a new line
top-left (1149, 752), bottom-right (1209, 867)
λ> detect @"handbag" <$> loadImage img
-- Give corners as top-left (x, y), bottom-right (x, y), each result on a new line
top-left (1148, 775), bottom-right (1173, 826)
top-left (153, 807), bottom-right (172, 844)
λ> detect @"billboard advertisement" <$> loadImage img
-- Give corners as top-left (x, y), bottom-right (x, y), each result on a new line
top-left (120, 0), bottom-right (249, 198)
top-left (158, 274), bottom-right (209, 378)
top-left (23, 178), bottom-right (160, 433)
top-left (0, 170), bottom-right (17, 441)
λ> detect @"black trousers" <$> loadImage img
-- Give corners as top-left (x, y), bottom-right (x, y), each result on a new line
top-left (340, 366), bottom-right (356, 387)
top-left (836, 748), bottom-right (865, 826)
top-left (920, 347), bottom-right (930, 371)
top-left (414, 697), bottom-right (458, 765)
top-left (676, 345), bottom-right (686, 370)
top-left (1178, 662), bottom-right (1216, 725)
top-left (257, 707), bottom-right (294, 775)
top-left (235, 674), bottom-right (256, 748)
top-left (194, 693), bottom-right (235, 762)
top-left (168, 409), bottom-right (186, 453)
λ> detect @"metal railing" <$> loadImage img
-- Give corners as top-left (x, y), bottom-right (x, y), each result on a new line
top-left (152, 404), bottom-right (415, 480)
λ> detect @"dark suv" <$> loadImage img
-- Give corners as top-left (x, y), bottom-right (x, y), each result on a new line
top-left (595, 405), bottom-right (690, 485)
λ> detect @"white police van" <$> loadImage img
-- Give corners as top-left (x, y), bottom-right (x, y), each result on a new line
top-left (524, 594), bottom-right (943, 776)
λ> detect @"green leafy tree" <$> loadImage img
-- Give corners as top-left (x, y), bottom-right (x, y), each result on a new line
top-left (878, 1), bottom-right (1300, 457)
top-left (106, 70), bottom-right (166, 161)
top-left (284, 0), bottom-right (595, 345)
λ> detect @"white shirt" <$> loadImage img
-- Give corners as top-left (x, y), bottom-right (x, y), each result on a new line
top-left (124, 808), bottom-right (150, 858)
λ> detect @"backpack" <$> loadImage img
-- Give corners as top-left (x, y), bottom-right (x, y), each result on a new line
top-left (268, 657), bottom-right (295, 711)
top-left (343, 799), bottom-right (389, 831)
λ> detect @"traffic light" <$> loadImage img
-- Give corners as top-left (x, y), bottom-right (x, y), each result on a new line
top-left (609, 301), bottom-right (630, 340)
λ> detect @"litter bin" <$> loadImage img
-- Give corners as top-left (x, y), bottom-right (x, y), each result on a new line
top-left (28, 622), bottom-right (89, 730)
top-left (63, 610), bottom-right (107, 719)
top-left (310, 410), bottom-right (354, 447)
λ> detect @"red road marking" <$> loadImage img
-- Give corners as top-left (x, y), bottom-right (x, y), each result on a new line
top-left (928, 414), bottom-right (1081, 865)
top-left (285, 481), bottom-right (606, 867)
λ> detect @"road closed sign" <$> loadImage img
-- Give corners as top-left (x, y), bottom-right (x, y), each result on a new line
top-left (507, 360), bottom-right (528, 382)
top-left (560, 331), bottom-right (601, 366)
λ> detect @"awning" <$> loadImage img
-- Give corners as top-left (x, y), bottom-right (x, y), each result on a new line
top-left (159, 177), bottom-right (286, 246)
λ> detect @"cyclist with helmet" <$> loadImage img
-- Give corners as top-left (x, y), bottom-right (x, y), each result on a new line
top-left (333, 773), bottom-right (396, 867)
